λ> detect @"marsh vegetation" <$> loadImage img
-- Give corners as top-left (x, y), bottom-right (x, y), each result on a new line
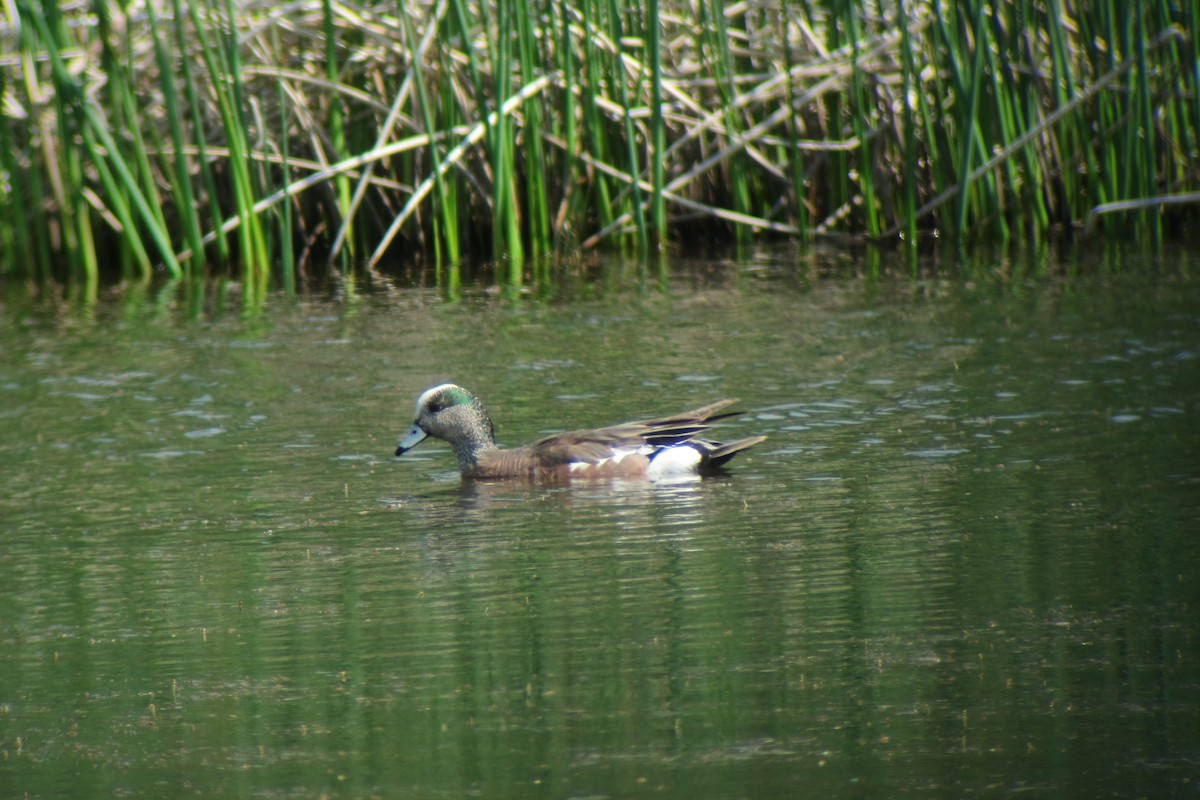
top-left (2, 0), bottom-right (1197, 297)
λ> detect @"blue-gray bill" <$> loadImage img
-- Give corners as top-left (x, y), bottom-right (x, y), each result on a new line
top-left (395, 424), bottom-right (427, 457)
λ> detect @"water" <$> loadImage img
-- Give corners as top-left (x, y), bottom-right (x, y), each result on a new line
top-left (2, 253), bottom-right (1198, 798)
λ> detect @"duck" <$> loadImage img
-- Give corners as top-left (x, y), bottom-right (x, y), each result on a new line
top-left (394, 383), bottom-right (766, 481)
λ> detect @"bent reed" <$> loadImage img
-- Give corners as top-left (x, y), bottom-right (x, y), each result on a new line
top-left (1, 0), bottom-right (1197, 289)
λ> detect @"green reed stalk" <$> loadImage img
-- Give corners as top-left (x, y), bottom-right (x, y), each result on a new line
top-left (554, 0), bottom-right (584, 253)
top-left (1117, 3), bottom-right (1137, 208)
top-left (450, 0), bottom-right (493, 150)
top-left (147, 3), bottom-right (205, 275)
top-left (221, 0), bottom-right (270, 297)
top-left (258, 17), bottom-right (294, 288)
top-left (490, 0), bottom-right (525, 270)
top-left (26, 161), bottom-right (55, 282)
top-left (709, 0), bottom-right (753, 248)
top-left (276, 73), bottom-right (296, 295)
top-left (579, 0), bottom-right (617, 235)
top-left (842, 5), bottom-right (878, 238)
top-left (404, 7), bottom-right (460, 267)
top-left (1002, 2), bottom-right (1046, 238)
top-left (1070, 5), bottom-right (1104, 221)
top-left (82, 126), bottom-right (153, 275)
top-left (896, 0), bottom-right (919, 247)
top-left (1133, 11), bottom-right (1159, 242)
top-left (833, 8), bottom-right (859, 231)
top-left (1189, 1), bottom-right (1200, 166)
top-left (171, 0), bottom-right (228, 263)
top-left (110, 24), bottom-right (173, 247)
top-left (436, 34), bottom-right (465, 279)
top-left (189, 0), bottom-right (268, 285)
top-left (780, 0), bottom-right (810, 239)
top-left (10, 20), bottom-right (56, 281)
top-left (647, 0), bottom-right (665, 248)
top-left (1043, 0), bottom-right (1073, 224)
top-left (516, 0), bottom-right (553, 259)
top-left (80, 125), bottom-right (157, 277)
top-left (0, 57), bottom-right (48, 279)
top-left (323, 0), bottom-right (354, 259)
top-left (954, 2), bottom-right (986, 238)
top-left (447, 0), bottom-right (497, 266)
top-left (0, 65), bottom-right (31, 276)
top-left (1175, 5), bottom-right (1196, 183)
top-left (604, 0), bottom-right (649, 259)
top-left (916, 6), bottom-right (952, 225)
top-left (35, 0), bottom-right (85, 281)
top-left (1154, 0), bottom-right (1190, 195)
top-left (978, 10), bottom-right (1012, 241)
top-left (1086, 2), bottom-right (1120, 233)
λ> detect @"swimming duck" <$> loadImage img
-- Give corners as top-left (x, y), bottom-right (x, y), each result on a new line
top-left (395, 383), bottom-right (766, 480)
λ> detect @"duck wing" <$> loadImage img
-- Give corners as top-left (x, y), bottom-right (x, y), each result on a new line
top-left (529, 399), bottom-right (746, 466)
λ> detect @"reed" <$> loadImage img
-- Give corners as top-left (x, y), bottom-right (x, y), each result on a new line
top-left (1, 0), bottom-right (1196, 290)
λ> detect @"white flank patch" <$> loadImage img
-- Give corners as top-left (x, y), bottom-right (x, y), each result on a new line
top-left (647, 445), bottom-right (702, 481)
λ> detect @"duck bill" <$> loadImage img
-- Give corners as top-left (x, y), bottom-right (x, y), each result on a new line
top-left (395, 425), bottom-right (428, 457)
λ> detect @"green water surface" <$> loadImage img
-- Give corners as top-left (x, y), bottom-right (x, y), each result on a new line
top-left (1, 252), bottom-right (1198, 798)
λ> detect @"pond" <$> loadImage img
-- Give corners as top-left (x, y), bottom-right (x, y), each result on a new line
top-left (2, 248), bottom-right (1198, 798)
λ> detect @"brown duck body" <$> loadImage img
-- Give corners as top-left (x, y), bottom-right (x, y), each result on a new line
top-left (395, 384), bottom-right (766, 481)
